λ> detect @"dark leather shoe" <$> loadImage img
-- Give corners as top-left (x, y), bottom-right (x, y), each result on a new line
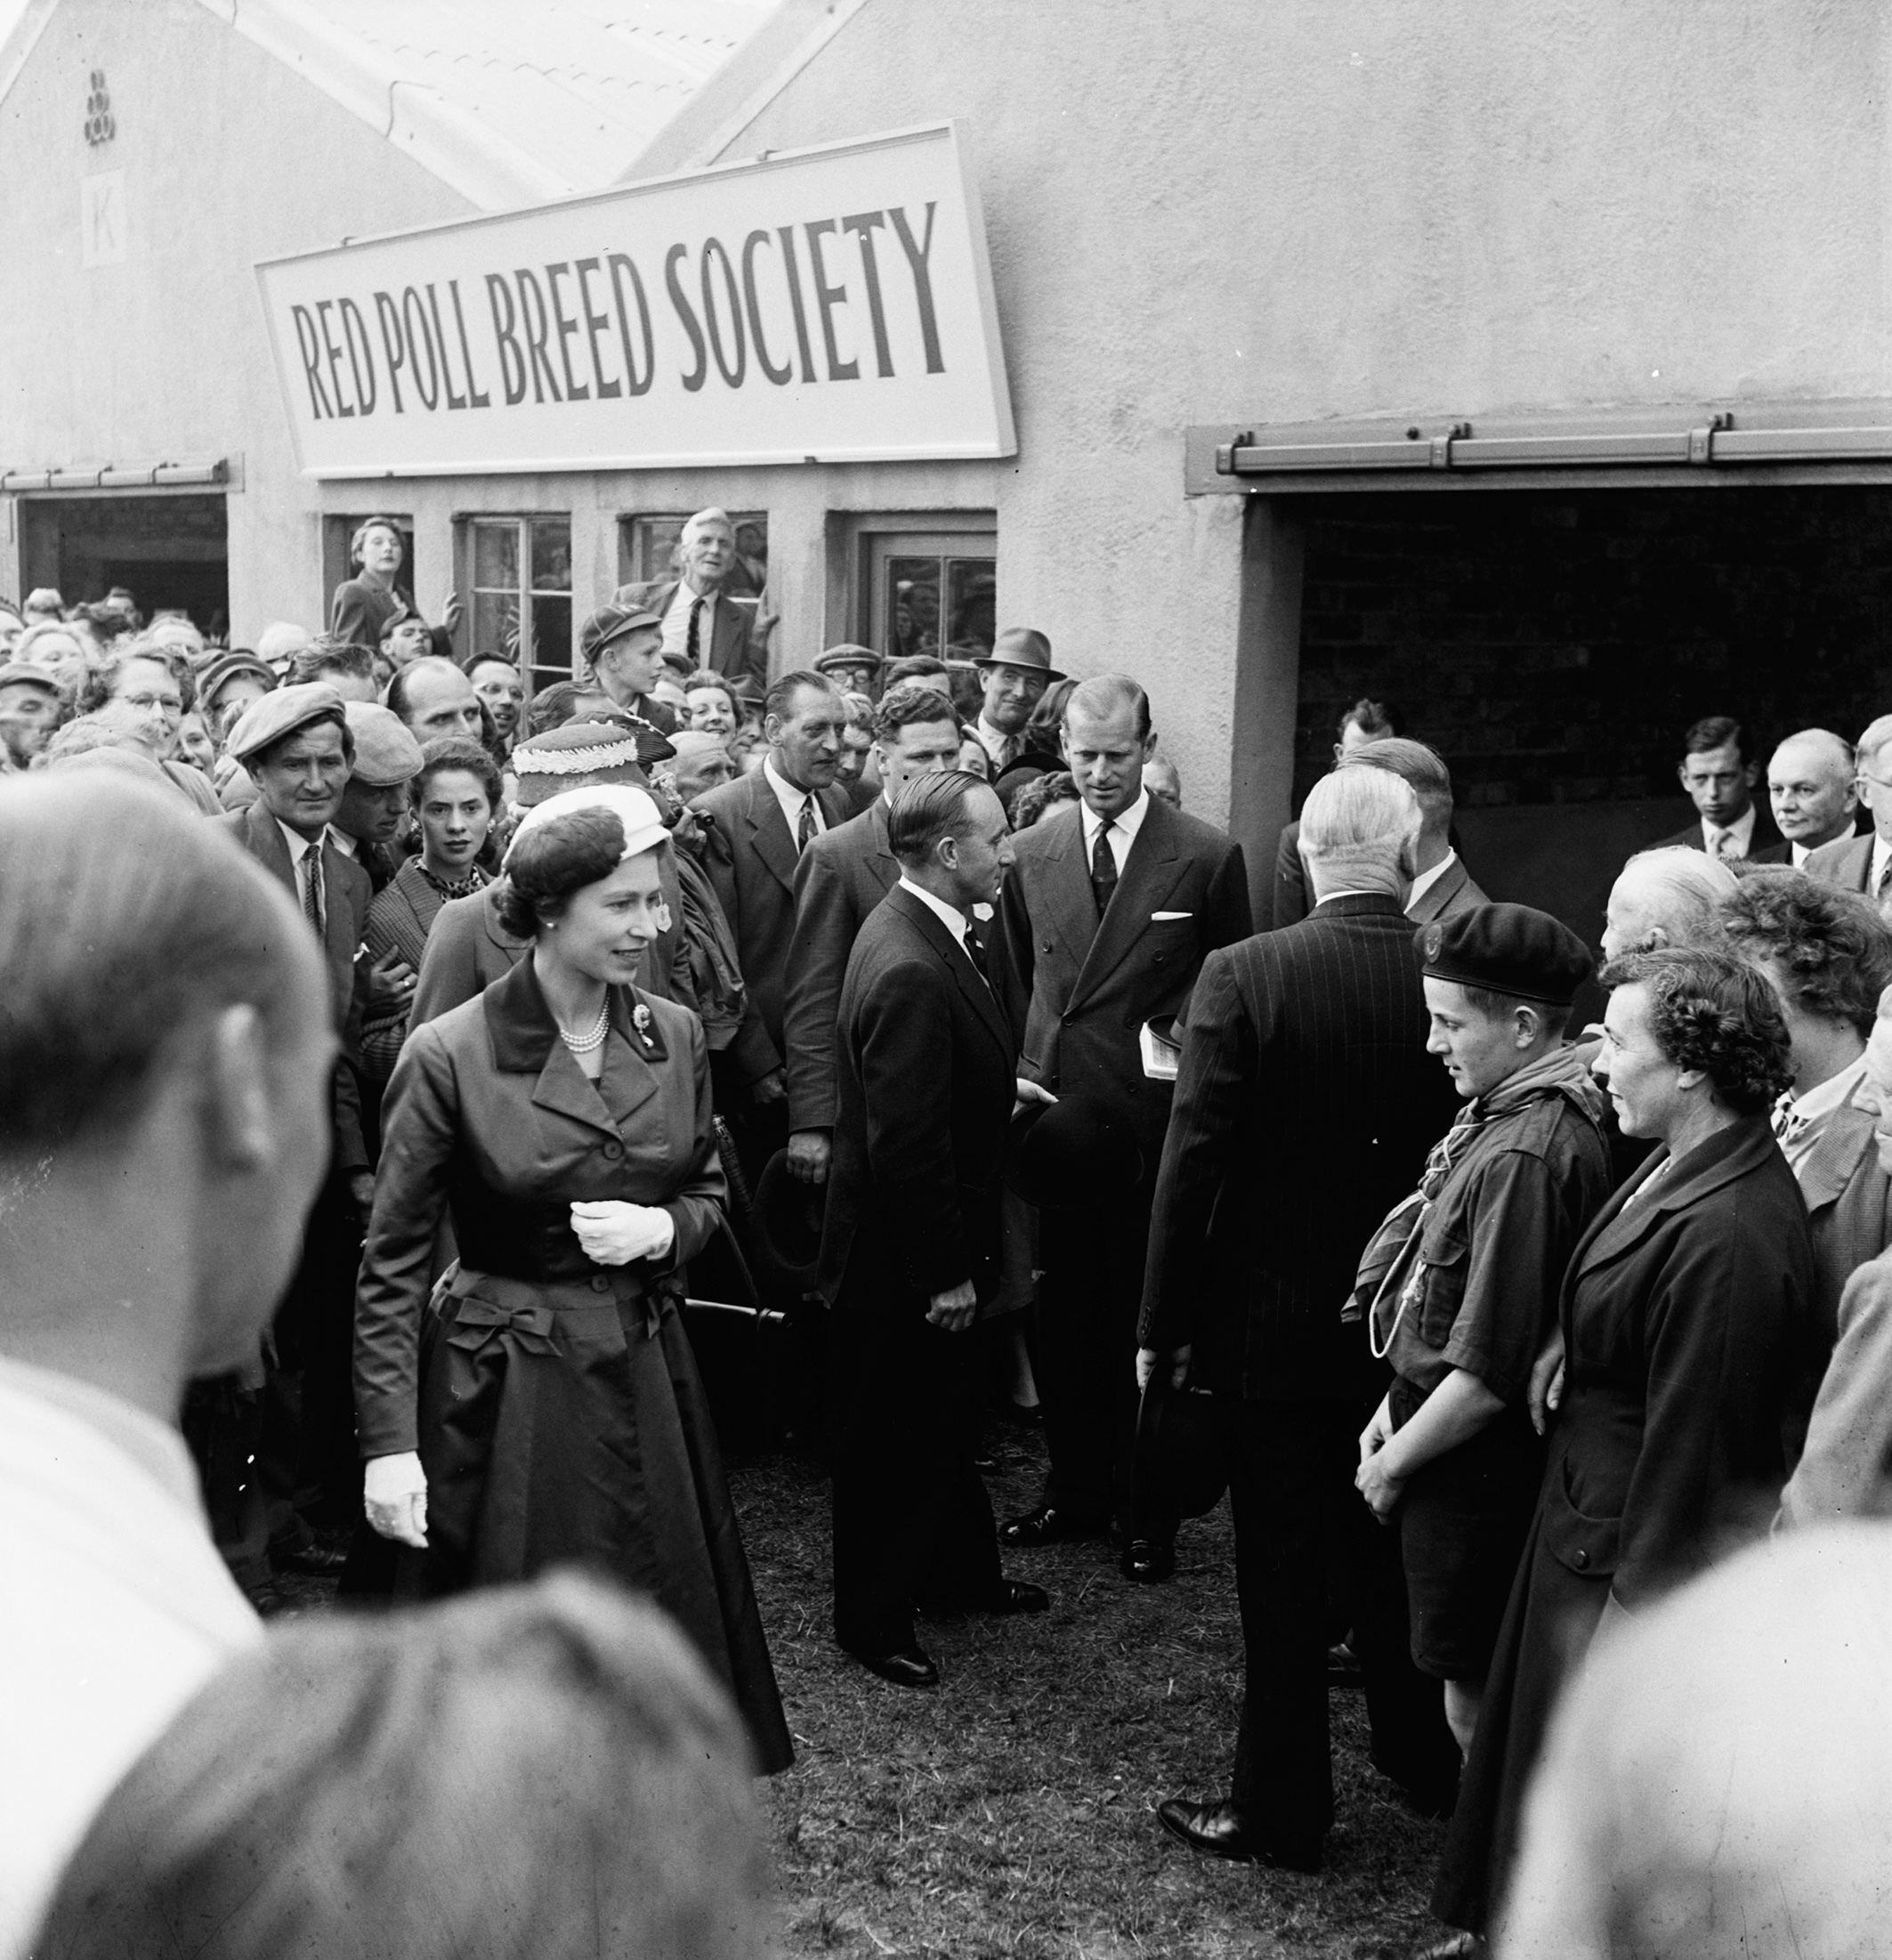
top-left (840, 1640), bottom-right (939, 1689)
top-left (974, 1577), bottom-right (1049, 1615)
top-left (1155, 1797), bottom-right (1321, 1873)
top-left (999, 1505), bottom-right (1103, 1548)
top-left (269, 1541), bottom-right (349, 1576)
top-left (1120, 1537), bottom-right (1176, 1583)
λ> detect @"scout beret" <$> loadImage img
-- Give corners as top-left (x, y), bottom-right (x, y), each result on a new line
top-left (510, 717), bottom-right (673, 808)
top-left (0, 660), bottom-right (58, 692)
top-left (1417, 902), bottom-right (1595, 1006)
top-left (225, 682), bottom-right (349, 765)
top-left (344, 701), bottom-right (424, 786)
top-left (197, 650), bottom-right (276, 705)
top-left (578, 603), bottom-right (663, 664)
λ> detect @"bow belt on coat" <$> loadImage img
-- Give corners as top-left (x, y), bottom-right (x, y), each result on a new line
top-left (435, 1262), bottom-right (660, 1351)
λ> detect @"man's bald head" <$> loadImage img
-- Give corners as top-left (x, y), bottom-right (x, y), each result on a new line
top-left (389, 658), bottom-right (484, 744)
top-left (1767, 729), bottom-right (1857, 854)
top-left (1602, 846), bottom-right (1736, 960)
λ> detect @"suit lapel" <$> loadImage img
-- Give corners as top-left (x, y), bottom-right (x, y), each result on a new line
top-left (244, 803), bottom-right (298, 900)
top-left (593, 990), bottom-right (665, 1130)
top-left (1071, 799), bottom-right (1187, 1007)
top-left (484, 957), bottom-right (640, 1142)
top-left (1039, 806), bottom-right (1102, 969)
top-left (868, 798), bottom-right (898, 894)
top-left (319, 838), bottom-right (359, 977)
top-left (1799, 1101), bottom-right (1872, 1215)
top-left (1408, 859), bottom-right (1467, 926)
top-left (746, 771), bottom-right (798, 895)
top-left (888, 886), bottom-right (1012, 1062)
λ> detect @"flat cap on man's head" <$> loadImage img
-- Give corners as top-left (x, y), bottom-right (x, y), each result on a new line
top-left (198, 651), bottom-right (276, 706)
top-left (1418, 902), bottom-right (1594, 1007)
top-left (225, 683), bottom-right (348, 765)
top-left (814, 643), bottom-right (884, 676)
top-left (578, 604), bottom-right (663, 665)
top-left (344, 702), bottom-right (424, 786)
top-left (0, 660), bottom-right (58, 693)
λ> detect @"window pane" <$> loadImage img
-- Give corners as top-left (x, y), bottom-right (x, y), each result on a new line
top-left (532, 593), bottom-right (571, 682)
top-left (530, 519), bottom-right (570, 594)
top-left (885, 555), bottom-right (942, 660)
top-left (473, 521), bottom-right (518, 593)
top-left (943, 557), bottom-right (997, 660)
top-left (473, 591), bottom-right (519, 663)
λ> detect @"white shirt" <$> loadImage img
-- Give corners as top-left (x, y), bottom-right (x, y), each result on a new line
top-left (762, 754), bottom-right (828, 847)
top-left (0, 1356), bottom-right (260, 1956)
top-left (1404, 846), bottom-right (1459, 916)
top-left (1700, 806), bottom-right (1758, 860)
top-left (327, 825), bottom-right (360, 861)
top-left (898, 875), bottom-right (984, 980)
top-left (1080, 788), bottom-right (1151, 879)
top-left (1791, 840), bottom-right (1815, 868)
top-left (974, 715), bottom-right (1018, 770)
top-left (1782, 1056), bottom-right (1869, 1173)
top-left (276, 817), bottom-right (326, 927)
top-left (659, 579), bottom-right (720, 665)
top-left (1871, 834), bottom-right (1892, 899)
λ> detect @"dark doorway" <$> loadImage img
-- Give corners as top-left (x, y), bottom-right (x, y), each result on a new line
top-left (1293, 485), bottom-right (1892, 944)
top-left (19, 494), bottom-right (229, 636)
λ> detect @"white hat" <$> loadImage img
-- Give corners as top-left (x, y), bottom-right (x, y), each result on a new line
top-left (504, 784), bottom-right (668, 866)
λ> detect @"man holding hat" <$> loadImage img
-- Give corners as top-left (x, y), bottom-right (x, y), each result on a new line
top-left (0, 659), bottom-right (61, 770)
top-left (972, 627), bottom-right (1063, 773)
top-left (215, 683), bottom-right (376, 1569)
top-left (580, 603), bottom-right (676, 734)
top-left (1353, 904), bottom-right (1613, 1778)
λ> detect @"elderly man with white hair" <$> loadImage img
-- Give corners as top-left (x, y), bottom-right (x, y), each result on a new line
top-left (1764, 726), bottom-right (1859, 865)
top-left (613, 508), bottom-right (763, 692)
top-left (1601, 846), bottom-right (1738, 959)
top-left (1809, 711), bottom-right (1892, 914)
top-left (1137, 765), bottom-right (1461, 1875)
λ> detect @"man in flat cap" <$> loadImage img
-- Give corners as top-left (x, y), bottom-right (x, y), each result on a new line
top-left (330, 701), bottom-right (424, 896)
top-left (614, 507), bottom-right (764, 692)
top-left (972, 627), bottom-right (1063, 774)
top-left (0, 659), bottom-right (60, 771)
top-left (814, 644), bottom-right (885, 700)
top-left (1352, 903), bottom-right (1613, 1787)
top-left (579, 603), bottom-right (677, 734)
top-left (216, 683), bottom-right (374, 1574)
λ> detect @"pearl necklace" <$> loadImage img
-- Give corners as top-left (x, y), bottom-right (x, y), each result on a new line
top-left (559, 998), bottom-right (611, 1054)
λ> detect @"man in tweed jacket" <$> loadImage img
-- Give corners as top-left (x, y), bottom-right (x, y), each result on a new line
top-left (1137, 765), bottom-right (1460, 1874)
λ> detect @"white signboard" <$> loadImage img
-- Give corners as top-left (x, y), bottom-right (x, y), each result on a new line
top-left (255, 123), bottom-right (1015, 477)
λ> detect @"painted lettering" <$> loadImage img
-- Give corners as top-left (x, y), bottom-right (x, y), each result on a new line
top-left (775, 226), bottom-right (817, 384)
top-left (290, 304), bottom-right (334, 419)
top-left (485, 274), bottom-right (527, 405)
top-left (424, 285), bottom-right (469, 409)
top-left (888, 203), bottom-right (945, 374)
top-left (841, 211), bottom-right (893, 377)
top-left (513, 269), bottom-right (563, 404)
top-left (401, 287), bottom-right (441, 410)
top-left (372, 290), bottom-right (408, 413)
top-left (666, 243), bottom-right (707, 393)
top-left (699, 238), bottom-right (746, 389)
top-left (316, 300), bottom-right (354, 417)
top-left (804, 219), bottom-right (858, 382)
top-left (544, 261), bottom-right (589, 402)
top-left (741, 231), bottom-right (791, 386)
top-left (447, 280), bottom-right (491, 408)
top-left (575, 256), bottom-right (621, 400)
top-left (608, 253), bottom-right (654, 397)
top-left (338, 296), bottom-right (376, 417)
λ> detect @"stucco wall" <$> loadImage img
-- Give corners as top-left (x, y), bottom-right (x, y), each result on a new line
top-left (681, 0), bottom-right (1890, 830)
top-left (0, 0), bottom-right (474, 633)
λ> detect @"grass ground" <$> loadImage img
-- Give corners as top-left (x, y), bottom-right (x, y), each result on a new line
top-left (732, 1426), bottom-right (1447, 1960)
top-left (272, 1423), bottom-right (1446, 1958)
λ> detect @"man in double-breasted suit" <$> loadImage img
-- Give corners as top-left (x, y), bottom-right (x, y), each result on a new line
top-left (1136, 765), bottom-right (1460, 1873)
top-left (216, 684), bottom-right (376, 1570)
top-left (822, 773), bottom-right (1049, 1687)
top-left (783, 681), bottom-right (964, 1184)
top-left (614, 507), bottom-right (764, 692)
top-left (992, 676), bottom-right (1251, 1581)
top-left (693, 672), bottom-right (852, 1170)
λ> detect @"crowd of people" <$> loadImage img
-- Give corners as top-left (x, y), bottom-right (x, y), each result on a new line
top-left (5, 499), bottom-right (1892, 1956)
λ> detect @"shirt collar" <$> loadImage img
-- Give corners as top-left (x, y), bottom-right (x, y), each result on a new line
top-left (1082, 787), bottom-right (1151, 846)
top-left (1873, 834), bottom-right (1892, 889)
top-left (1793, 1054), bottom-right (1869, 1130)
top-left (898, 874), bottom-right (972, 944)
top-left (1704, 806), bottom-right (1758, 854)
top-left (1404, 846), bottom-right (1458, 911)
top-left (327, 826), bottom-right (360, 859)
top-left (274, 817), bottom-right (318, 864)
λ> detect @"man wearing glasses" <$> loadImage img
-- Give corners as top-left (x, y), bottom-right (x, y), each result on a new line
top-left (1809, 713), bottom-right (1892, 914)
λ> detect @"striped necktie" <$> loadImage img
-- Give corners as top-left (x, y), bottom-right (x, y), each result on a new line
top-left (302, 845), bottom-right (325, 937)
top-left (796, 794), bottom-right (817, 854)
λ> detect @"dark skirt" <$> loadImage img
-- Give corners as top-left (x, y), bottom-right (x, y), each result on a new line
top-left (1428, 1465), bottom-right (1609, 1933)
top-left (398, 1264), bottom-right (793, 1776)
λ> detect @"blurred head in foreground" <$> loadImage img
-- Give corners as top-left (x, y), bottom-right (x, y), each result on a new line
top-left (35, 1573), bottom-right (772, 1960)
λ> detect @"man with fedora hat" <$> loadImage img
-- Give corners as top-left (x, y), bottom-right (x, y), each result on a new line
top-left (972, 627), bottom-right (1063, 774)
top-left (822, 770), bottom-right (1053, 1688)
top-left (1136, 765), bottom-right (1462, 1875)
top-left (579, 603), bottom-right (677, 734)
top-left (992, 674), bottom-right (1250, 1583)
top-left (1353, 905), bottom-right (1612, 1772)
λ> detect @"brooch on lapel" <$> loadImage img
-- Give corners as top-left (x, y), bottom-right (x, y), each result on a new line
top-left (631, 1003), bottom-right (655, 1050)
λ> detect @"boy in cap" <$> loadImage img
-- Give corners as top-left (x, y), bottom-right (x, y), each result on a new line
top-left (1352, 903), bottom-right (1613, 1767)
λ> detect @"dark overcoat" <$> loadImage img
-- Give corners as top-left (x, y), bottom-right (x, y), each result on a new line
top-left (352, 955), bottom-right (790, 1771)
top-left (1434, 1114), bottom-right (1815, 1934)
top-left (783, 795), bottom-right (899, 1133)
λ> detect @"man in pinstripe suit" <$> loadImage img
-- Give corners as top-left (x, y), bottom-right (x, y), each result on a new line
top-left (1137, 765), bottom-right (1461, 1873)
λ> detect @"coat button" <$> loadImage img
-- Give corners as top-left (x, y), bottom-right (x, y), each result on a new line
top-left (1573, 1548), bottom-right (1589, 1569)
top-left (602, 1141), bottom-right (623, 1161)
top-left (590, 1274), bottom-right (611, 1293)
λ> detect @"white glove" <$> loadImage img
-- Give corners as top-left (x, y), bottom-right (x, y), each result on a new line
top-left (363, 1450), bottom-right (428, 1549)
top-left (570, 1200), bottom-right (675, 1267)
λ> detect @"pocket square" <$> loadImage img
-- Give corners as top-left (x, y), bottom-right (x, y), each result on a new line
top-left (1151, 910), bottom-right (1193, 921)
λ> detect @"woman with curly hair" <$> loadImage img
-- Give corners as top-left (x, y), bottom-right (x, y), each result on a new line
top-left (1722, 867), bottom-right (1892, 1344)
top-left (1429, 947), bottom-right (1817, 1952)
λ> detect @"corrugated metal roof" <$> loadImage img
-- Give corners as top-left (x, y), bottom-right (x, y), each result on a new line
top-left (197, 0), bottom-right (779, 210)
